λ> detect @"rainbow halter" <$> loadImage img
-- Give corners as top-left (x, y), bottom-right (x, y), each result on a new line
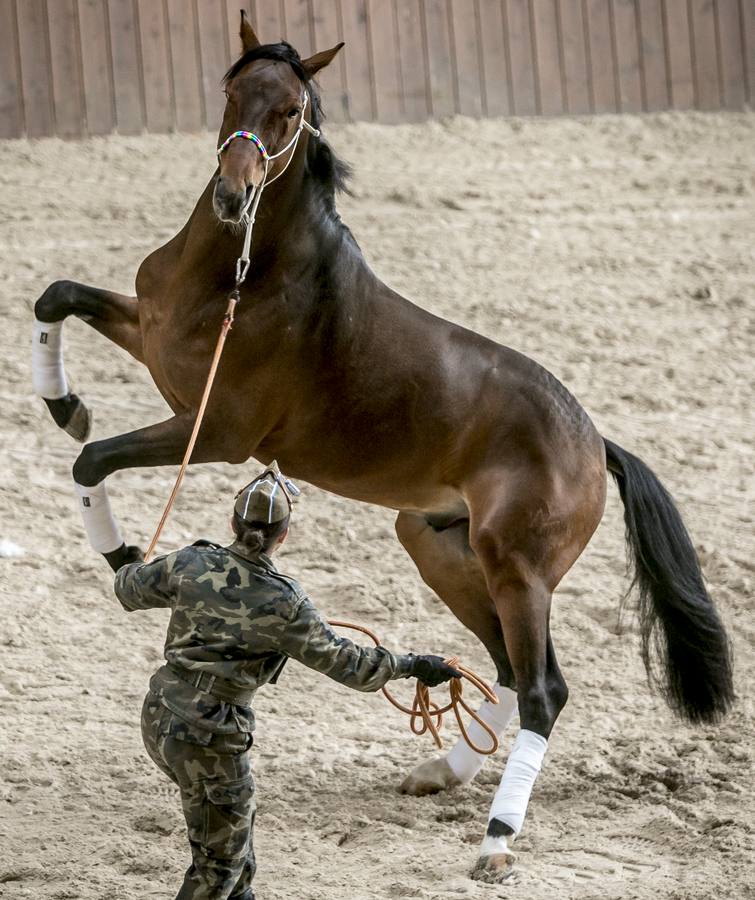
top-left (216, 89), bottom-right (320, 284)
top-left (217, 130), bottom-right (268, 159)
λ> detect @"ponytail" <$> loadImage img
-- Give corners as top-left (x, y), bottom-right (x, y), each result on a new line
top-left (232, 511), bottom-right (289, 554)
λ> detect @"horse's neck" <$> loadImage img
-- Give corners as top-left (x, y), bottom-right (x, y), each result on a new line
top-left (187, 165), bottom-right (306, 259)
top-left (138, 163), bottom-right (377, 344)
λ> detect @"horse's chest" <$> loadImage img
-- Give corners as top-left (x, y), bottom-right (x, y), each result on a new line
top-left (136, 242), bottom-right (173, 301)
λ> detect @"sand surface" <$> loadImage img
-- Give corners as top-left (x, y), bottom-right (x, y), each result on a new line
top-left (0, 111), bottom-right (753, 900)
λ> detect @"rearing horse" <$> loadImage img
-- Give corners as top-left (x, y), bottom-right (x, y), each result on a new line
top-left (31, 15), bottom-right (733, 882)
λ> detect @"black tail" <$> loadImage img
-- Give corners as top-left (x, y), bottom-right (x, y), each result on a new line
top-left (604, 438), bottom-right (734, 723)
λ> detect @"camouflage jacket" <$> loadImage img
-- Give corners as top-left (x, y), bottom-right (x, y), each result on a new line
top-left (114, 540), bottom-right (413, 733)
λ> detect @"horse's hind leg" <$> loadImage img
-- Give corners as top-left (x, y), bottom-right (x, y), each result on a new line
top-left (395, 513), bottom-right (519, 795)
top-left (465, 476), bottom-right (588, 883)
top-left (33, 280), bottom-right (142, 441)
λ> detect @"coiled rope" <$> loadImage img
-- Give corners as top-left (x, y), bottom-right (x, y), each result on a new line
top-left (329, 620), bottom-right (500, 755)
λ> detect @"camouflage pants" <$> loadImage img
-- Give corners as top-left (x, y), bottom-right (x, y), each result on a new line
top-left (141, 691), bottom-right (256, 900)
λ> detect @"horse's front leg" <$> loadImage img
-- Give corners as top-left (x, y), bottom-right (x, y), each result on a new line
top-left (32, 280), bottom-right (142, 441)
top-left (71, 415), bottom-right (206, 571)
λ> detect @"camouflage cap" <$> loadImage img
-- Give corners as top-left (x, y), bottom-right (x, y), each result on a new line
top-left (234, 461), bottom-right (298, 525)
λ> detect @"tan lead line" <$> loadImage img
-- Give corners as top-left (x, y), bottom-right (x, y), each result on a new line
top-left (328, 620), bottom-right (500, 755)
top-left (144, 292), bottom-right (239, 562)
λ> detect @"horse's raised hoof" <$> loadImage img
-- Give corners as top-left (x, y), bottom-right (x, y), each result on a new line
top-left (103, 543), bottom-right (144, 573)
top-left (399, 756), bottom-right (461, 796)
top-left (44, 393), bottom-right (92, 443)
top-left (470, 851), bottom-right (516, 883)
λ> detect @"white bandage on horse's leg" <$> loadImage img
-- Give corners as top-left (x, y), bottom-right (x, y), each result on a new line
top-left (32, 319), bottom-right (69, 399)
top-left (446, 683), bottom-right (518, 782)
top-left (487, 728), bottom-right (548, 838)
top-left (74, 481), bottom-right (124, 554)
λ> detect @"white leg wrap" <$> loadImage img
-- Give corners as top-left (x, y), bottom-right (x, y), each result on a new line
top-left (32, 319), bottom-right (69, 399)
top-left (488, 728), bottom-right (548, 837)
top-left (446, 683), bottom-right (518, 782)
top-left (74, 481), bottom-right (124, 554)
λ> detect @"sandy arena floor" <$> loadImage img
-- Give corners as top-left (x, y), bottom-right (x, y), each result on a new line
top-left (0, 111), bottom-right (753, 900)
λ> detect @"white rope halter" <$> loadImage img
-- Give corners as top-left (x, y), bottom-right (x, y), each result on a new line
top-left (216, 90), bottom-right (320, 285)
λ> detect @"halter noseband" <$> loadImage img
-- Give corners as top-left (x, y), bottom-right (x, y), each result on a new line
top-left (218, 130), bottom-right (268, 159)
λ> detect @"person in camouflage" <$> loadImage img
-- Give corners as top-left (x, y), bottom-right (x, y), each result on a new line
top-left (114, 462), bottom-right (460, 900)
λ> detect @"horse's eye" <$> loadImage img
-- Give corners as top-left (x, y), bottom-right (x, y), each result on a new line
top-left (287, 108), bottom-right (300, 119)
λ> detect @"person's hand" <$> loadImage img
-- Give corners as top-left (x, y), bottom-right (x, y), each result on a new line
top-left (408, 655), bottom-right (462, 687)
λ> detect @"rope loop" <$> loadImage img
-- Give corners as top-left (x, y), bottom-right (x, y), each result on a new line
top-left (328, 620), bottom-right (500, 756)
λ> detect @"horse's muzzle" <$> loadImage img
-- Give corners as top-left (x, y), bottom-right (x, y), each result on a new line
top-left (213, 177), bottom-right (250, 224)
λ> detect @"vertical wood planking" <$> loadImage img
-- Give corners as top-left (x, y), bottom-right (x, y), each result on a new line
top-left (107, 0), bottom-right (144, 133)
top-left (714, 0), bottom-right (745, 109)
top-left (197, 0), bottom-right (228, 129)
top-left (16, 0), bottom-right (55, 136)
top-left (531, 0), bottom-right (565, 114)
top-left (1, 0), bottom-right (748, 138)
top-left (166, 0), bottom-right (203, 130)
top-left (255, 0), bottom-right (285, 42)
top-left (505, 0), bottom-right (537, 114)
top-left (395, 0), bottom-right (429, 121)
top-left (477, 0), bottom-right (510, 116)
top-left (584, 0), bottom-right (617, 111)
top-left (367, 0), bottom-right (402, 122)
top-left (137, 0), bottom-right (172, 131)
top-left (448, 0), bottom-right (483, 116)
top-left (611, 0), bottom-right (642, 111)
top-left (422, 0), bottom-right (456, 117)
top-left (0, 0), bottom-right (24, 136)
top-left (636, 0), bottom-right (668, 109)
top-left (663, 0), bottom-right (694, 108)
top-left (282, 0), bottom-right (312, 55)
top-left (743, 0), bottom-right (755, 106)
top-left (78, 0), bottom-right (115, 134)
top-left (340, 0), bottom-right (374, 119)
top-left (558, 0), bottom-right (591, 112)
top-left (47, 0), bottom-right (86, 136)
top-left (688, 0), bottom-right (720, 109)
top-left (311, 0), bottom-right (348, 122)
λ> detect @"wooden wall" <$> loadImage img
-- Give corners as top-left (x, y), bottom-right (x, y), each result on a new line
top-left (0, 0), bottom-right (752, 139)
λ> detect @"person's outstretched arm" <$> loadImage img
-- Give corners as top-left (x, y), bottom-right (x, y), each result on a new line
top-left (113, 553), bottom-right (178, 611)
top-left (269, 595), bottom-right (459, 692)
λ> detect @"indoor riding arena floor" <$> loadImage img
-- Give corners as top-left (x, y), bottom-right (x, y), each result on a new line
top-left (1, 111), bottom-right (753, 900)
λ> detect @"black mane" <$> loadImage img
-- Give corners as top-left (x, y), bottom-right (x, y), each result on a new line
top-left (223, 41), bottom-right (350, 204)
top-left (223, 41), bottom-right (310, 86)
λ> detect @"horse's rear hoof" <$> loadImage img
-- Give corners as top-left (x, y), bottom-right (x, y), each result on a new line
top-left (399, 756), bottom-right (461, 796)
top-left (470, 851), bottom-right (516, 883)
top-left (44, 393), bottom-right (92, 442)
top-left (103, 543), bottom-right (144, 572)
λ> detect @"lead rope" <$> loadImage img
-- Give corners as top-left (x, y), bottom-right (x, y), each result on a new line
top-left (143, 291), bottom-right (238, 562)
top-left (329, 620), bottom-right (500, 755)
top-left (144, 93), bottom-right (319, 562)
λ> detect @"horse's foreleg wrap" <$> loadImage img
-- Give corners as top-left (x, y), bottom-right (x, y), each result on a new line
top-left (446, 683), bottom-right (518, 782)
top-left (74, 480), bottom-right (124, 554)
top-left (486, 729), bottom-right (547, 839)
top-left (32, 319), bottom-right (69, 399)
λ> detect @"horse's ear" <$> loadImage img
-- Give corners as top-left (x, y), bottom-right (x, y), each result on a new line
top-left (301, 42), bottom-right (344, 77)
top-left (239, 9), bottom-right (260, 53)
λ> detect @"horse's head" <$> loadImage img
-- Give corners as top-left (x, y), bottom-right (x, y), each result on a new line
top-left (213, 13), bottom-right (343, 224)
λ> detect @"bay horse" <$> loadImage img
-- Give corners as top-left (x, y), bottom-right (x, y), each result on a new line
top-left (31, 14), bottom-right (733, 882)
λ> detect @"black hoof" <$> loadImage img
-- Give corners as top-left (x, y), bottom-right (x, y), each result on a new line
top-left (103, 543), bottom-right (144, 573)
top-left (43, 393), bottom-right (92, 442)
